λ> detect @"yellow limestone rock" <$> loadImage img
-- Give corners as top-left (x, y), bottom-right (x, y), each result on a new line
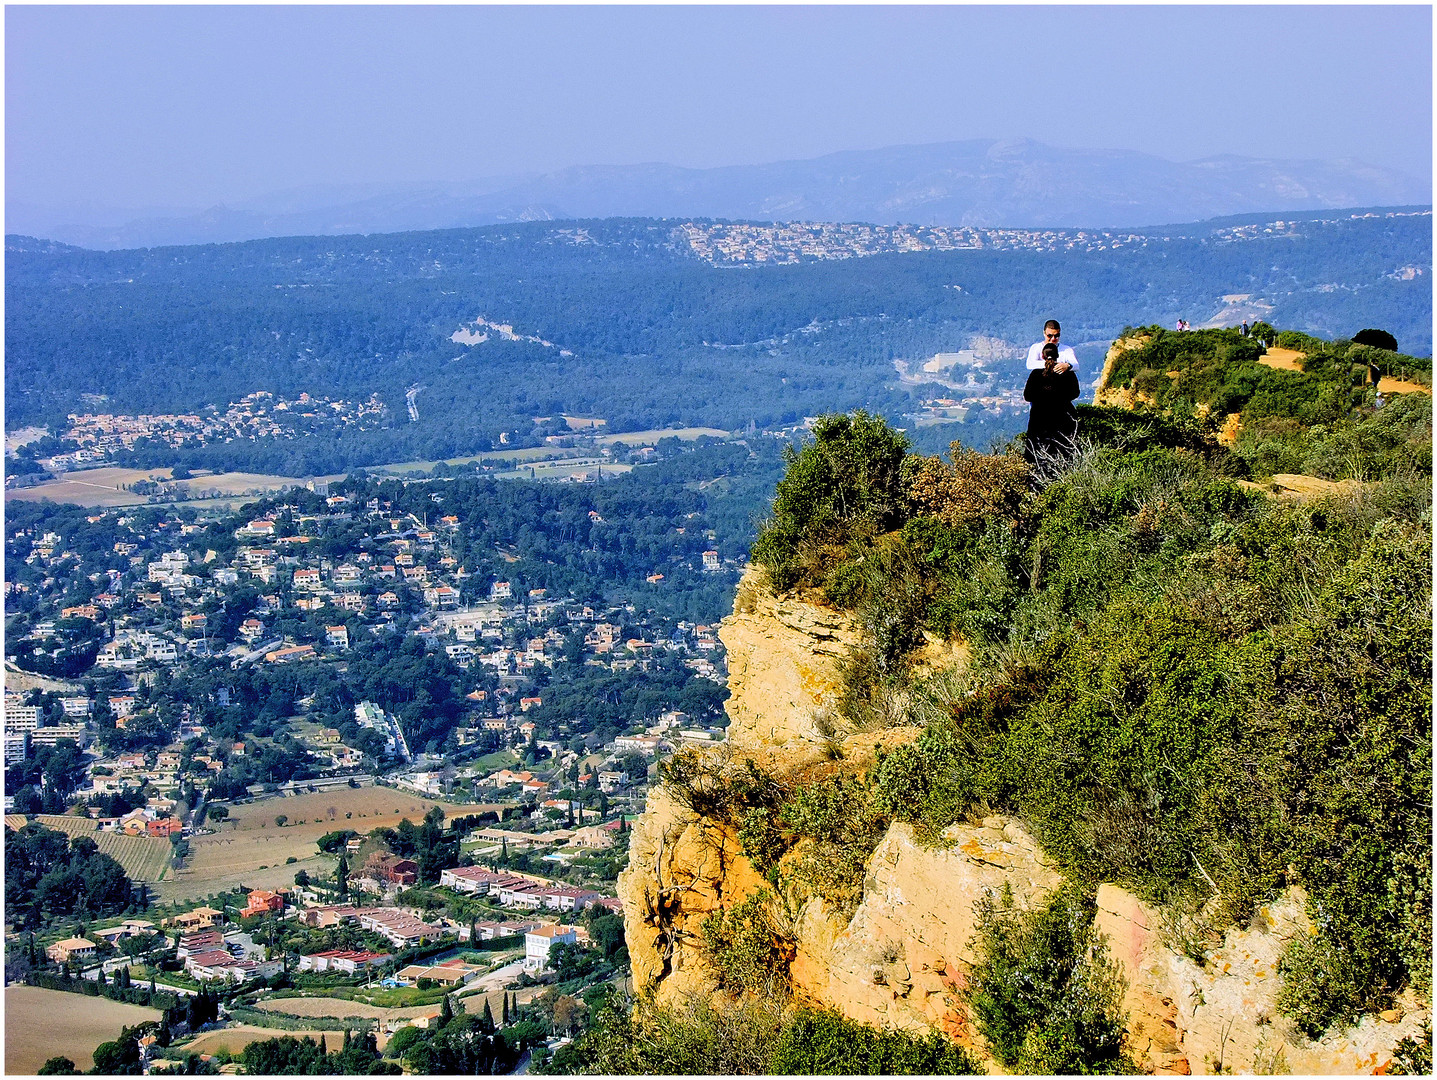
top-left (1095, 884), bottom-right (1431, 1075)
top-left (1094, 334), bottom-right (1155, 409)
top-left (616, 784), bottom-right (769, 1007)
top-left (809, 818), bottom-right (1063, 1040)
top-left (719, 568), bottom-right (861, 766)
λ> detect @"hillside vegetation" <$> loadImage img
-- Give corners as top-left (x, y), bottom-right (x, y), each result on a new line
top-left (1102, 324), bottom-right (1431, 482)
top-left (574, 325), bottom-right (1431, 1073)
top-left (6, 212), bottom-right (1430, 474)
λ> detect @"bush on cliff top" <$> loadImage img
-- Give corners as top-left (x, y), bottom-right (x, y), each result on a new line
top-left (751, 410), bottom-right (912, 593)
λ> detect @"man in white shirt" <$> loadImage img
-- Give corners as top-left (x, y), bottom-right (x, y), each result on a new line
top-left (1026, 320), bottom-right (1078, 374)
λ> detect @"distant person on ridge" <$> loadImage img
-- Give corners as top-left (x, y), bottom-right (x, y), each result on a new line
top-left (1023, 342), bottom-right (1080, 463)
top-left (1025, 320), bottom-right (1077, 375)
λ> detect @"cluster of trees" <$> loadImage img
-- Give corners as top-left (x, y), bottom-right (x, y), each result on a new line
top-left (8, 212), bottom-right (1427, 469)
top-left (525, 651), bottom-right (726, 746)
top-left (7, 615), bottom-right (105, 677)
top-left (239, 1031), bottom-right (398, 1075)
top-left (369, 806), bottom-right (458, 885)
top-left (387, 992), bottom-right (545, 1074)
top-left (5, 823), bottom-right (138, 926)
top-left (6, 739), bottom-right (88, 813)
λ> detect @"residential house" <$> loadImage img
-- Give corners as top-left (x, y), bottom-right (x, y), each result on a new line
top-left (523, 924), bottom-right (578, 973)
top-left (296, 904), bottom-right (358, 929)
top-left (297, 949), bottom-right (391, 975)
top-left (47, 937), bottom-right (97, 964)
top-left (356, 907), bottom-right (443, 948)
top-left (239, 889), bottom-right (285, 918)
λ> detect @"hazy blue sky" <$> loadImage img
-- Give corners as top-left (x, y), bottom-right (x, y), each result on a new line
top-left (6, 4), bottom-right (1432, 213)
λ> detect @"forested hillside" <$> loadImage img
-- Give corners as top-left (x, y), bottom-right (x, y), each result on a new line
top-left (6, 210), bottom-right (1429, 475)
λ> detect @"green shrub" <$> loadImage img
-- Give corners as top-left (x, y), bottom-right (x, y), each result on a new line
top-left (1390, 1022), bottom-right (1432, 1075)
top-left (752, 411), bottom-right (912, 593)
top-left (1275, 931), bottom-right (1368, 1038)
top-left (699, 890), bottom-right (792, 997)
top-left (777, 778), bottom-right (888, 917)
top-left (555, 990), bottom-right (979, 1076)
top-left (966, 886), bottom-right (1132, 1075)
top-left (659, 750), bottom-right (788, 826)
top-left (553, 986), bottom-right (783, 1075)
top-left (768, 1008), bottom-right (980, 1074)
top-left (1275, 330), bottom-right (1329, 352)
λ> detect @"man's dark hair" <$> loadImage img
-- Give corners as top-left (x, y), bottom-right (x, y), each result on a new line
top-left (1044, 320), bottom-right (1061, 334)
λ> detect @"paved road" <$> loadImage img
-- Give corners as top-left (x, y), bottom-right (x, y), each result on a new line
top-left (79, 963), bottom-right (199, 997)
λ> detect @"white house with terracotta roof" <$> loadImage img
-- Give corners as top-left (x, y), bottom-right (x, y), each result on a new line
top-left (523, 924), bottom-right (578, 972)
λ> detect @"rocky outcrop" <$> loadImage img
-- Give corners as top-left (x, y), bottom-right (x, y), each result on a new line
top-left (617, 784), bottom-right (770, 1005)
top-left (619, 568), bottom-right (1429, 1074)
top-left (718, 568), bottom-right (861, 767)
top-left (1094, 333), bottom-right (1154, 409)
top-left (804, 819), bottom-right (1062, 1045)
top-left (1096, 884), bottom-right (1429, 1075)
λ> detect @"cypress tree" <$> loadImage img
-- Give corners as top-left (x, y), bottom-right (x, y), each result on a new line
top-left (481, 998), bottom-right (495, 1032)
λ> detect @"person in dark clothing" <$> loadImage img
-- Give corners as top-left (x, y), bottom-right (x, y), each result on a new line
top-left (1024, 342), bottom-right (1080, 462)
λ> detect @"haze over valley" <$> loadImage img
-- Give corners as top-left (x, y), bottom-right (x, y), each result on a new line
top-left (10, 138), bottom-right (1430, 250)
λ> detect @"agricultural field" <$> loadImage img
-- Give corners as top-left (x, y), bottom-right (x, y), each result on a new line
top-left (156, 788), bottom-right (473, 902)
top-left (4, 466), bottom-right (324, 508)
top-left (594, 426), bottom-right (729, 446)
top-left (222, 787), bottom-right (470, 834)
top-left (5, 986), bottom-right (162, 1073)
top-left (173, 1024), bottom-right (340, 1057)
top-left (253, 986), bottom-right (541, 1025)
top-left (4, 466), bottom-right (170, 507)
top-left (6, 814), bottom-right (171, 881)
top-left (154, 852), bottom-right (336, 905)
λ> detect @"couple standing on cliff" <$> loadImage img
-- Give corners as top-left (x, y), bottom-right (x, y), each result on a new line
top-left (1023, 319), bottom-right (1080, 462)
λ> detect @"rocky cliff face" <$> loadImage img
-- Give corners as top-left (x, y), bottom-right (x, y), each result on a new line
top-left (617, 569), bottom-right (1429, 1074)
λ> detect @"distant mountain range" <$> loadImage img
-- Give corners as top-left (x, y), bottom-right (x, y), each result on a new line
top-left (9, 138), bottom-right (1430, 250)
